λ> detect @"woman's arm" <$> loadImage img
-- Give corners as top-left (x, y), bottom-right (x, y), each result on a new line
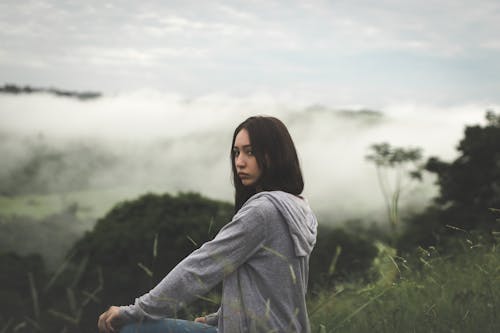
top-left (117, 199), bottom-right (269, 324)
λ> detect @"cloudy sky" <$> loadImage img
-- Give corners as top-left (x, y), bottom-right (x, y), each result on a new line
top-left (1, 0), bottom-right (500, 106)
top-left (2, 0), bottom-right (500, 225)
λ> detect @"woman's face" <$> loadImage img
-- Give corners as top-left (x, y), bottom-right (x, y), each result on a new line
top-left (233, 129), bottom-right (262, 188)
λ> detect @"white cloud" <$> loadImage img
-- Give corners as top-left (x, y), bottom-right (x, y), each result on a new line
top-left (0, 0), bottom-right (499, 102)
top-left (481, 40), bottom-right (500, 50)
top-left (72, 45), bottom-right (208, 68)
top-left (216, 4), bottom-right (257, 22)
top-left (301, 0), bottom-right (499, 56)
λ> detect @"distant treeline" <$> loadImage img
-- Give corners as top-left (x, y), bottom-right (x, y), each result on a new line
top-left (0, 83), bottom-right (101, 100)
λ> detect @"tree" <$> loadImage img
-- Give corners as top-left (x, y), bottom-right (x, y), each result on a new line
top-left (397, 110), bottom-right (500, 253)
top-left (425, 110), bottom-right (500, 232)
top-left (68, 192), bottom-right (233, 332)
top-left (365, 143), bottom-right (423, 240)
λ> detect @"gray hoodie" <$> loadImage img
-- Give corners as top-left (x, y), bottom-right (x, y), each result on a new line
top-left (120, 190), bottom-right (318, 332)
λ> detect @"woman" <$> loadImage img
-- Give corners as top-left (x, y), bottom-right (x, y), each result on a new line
top-left (98, 116), bottom-right (317, 333)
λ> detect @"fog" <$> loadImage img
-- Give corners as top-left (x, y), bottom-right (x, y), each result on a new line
top-left (0, 91), bottom-right (493, 225)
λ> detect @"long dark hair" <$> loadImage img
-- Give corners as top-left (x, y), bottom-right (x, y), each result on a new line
top-left (230, 116), bottom-right (304, 212)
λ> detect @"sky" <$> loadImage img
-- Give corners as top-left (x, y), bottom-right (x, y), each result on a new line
top-left (1, 0), bottom-right (500, 225)
top-left (1, 0), bottom-right (500, 106)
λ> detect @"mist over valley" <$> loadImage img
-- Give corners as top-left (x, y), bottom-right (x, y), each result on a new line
top-left (0, 90), bottom-right (495, 266)
top-left (1, 91), bottom-right (492, 217)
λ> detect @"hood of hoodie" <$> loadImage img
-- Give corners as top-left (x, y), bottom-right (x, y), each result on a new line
top-left (250, 191), bottom-right (318, 257)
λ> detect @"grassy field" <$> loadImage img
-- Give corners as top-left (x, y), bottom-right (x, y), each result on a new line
top-left (308, 242), bottom-right (499, 333)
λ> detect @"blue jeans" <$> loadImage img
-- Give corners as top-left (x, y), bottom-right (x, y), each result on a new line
top-left (120, 319), bottom-right (218, 333)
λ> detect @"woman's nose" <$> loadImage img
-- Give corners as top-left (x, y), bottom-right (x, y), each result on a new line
top-left (235, 155), bottom-right (245, 168)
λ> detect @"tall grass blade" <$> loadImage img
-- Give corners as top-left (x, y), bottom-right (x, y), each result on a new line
top-left (309, 286), bottom-right (344, 315)
top-left (1, 318), bottom-right (13, 333)
top-left (44, 251), bottom-right (75, 293)
top-left (70, 255), bottom-right (89, 289)
top-left (387, 254), bottom-right (401, 274)
top-left (328, 245), bottom-right (342, 276)
top-left (186, 235), bottom-right (198, 247)
top-left (445, 224), bottom-right (467, 233)
top-left (194, 294), bottom-right (219, 304)
top-left (48, 309), bottom-right (78, 325)
top-left (13, 322), bottom-right (27, 331)
top-left (66, 288), bottom-right (77, 315)
top-left (28, 272), bottom-right (40, 321)
top-left (81, 268), bottom-right (104, 306)
top-left (153, 233), bottom-right (158, 258)
top-left (262, 246), bottom-right (288, 261)
top-left (137, 262), bottom-right (153, 277)
top-left (81, 290), bottom-right (101, 305)
top-left (208, 217), bottom-right (214, 236)
top-left (333, 287), bottom-right (391, 331)
top-left (23, 316), bottom-right (41, 332)
top-left (289, 264), bottom-right (297, 285)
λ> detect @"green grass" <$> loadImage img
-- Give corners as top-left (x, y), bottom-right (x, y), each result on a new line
top-left (308, 243), bottom-right (500, 333)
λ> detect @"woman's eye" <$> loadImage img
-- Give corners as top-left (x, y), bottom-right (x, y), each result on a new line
top-left (233, 149), bottom-right (240, 157)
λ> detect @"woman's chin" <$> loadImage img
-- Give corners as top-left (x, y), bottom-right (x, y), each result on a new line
top-left (241, 180), bottom-right (256, 187)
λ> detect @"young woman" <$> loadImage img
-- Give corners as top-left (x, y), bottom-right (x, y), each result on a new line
top-left (97, 116), bottom-right (318, 333)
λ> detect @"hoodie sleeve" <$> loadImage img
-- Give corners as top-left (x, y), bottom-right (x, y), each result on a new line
top-left (204, 307), bottom-right (220, 326)
top-left (119, 198), bottom-right (269, 324)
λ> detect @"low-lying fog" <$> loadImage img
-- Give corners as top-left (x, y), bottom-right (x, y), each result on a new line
top-left (0, 91), bottom-right (493, 224)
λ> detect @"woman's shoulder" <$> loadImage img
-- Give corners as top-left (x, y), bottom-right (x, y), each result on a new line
top-left (248, 190), bottom-right (305, 204)
top-left (240, 192), bottom-right (276, 214)
top-left (242, 190), bottom-right (304, 215)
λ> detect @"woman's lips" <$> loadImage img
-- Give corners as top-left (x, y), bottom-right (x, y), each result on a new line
top-left (238, 173), bottom-right (250, 179)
